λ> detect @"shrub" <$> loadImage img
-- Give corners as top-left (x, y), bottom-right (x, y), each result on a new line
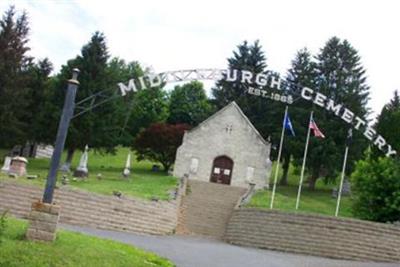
top-left (351, 156), bottom-right (400, 222)
top-left (0, 210), bottom-right (8, 244)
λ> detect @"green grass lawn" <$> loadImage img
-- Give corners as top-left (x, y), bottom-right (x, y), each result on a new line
top-left (246, 163), bottom-right (354, 218)
top-left (0, 216), bottom-right (174, 267)
top-left (0, 147), bottom-right (177, 200)
top-left (0, 147), bottom-right (355, 217)
top-left (248, 186), bottom-right (353, 218)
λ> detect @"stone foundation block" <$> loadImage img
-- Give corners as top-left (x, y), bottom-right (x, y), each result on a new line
top-left (26, 201), bottom-right (60, 242)
top-left (26, 228), bottom-right (56, 242)
top-left (29, 220), bottom-right (58, 232)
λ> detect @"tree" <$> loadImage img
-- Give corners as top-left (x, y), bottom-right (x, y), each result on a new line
top-left (280, 48), bottom-right (318, 185)
top-left (305, 37), bottom-right (370, 190)
top-left (128, 87), bottom-right (169, 139)
top-left (133, 123), bottom-right (190, 171)
top-left (351, 156), bottom-right (400, 222)
top-left (211, 40), bottom-right (282, 141)
top-left (168, 81), bottom-right (212, 126)
top-left (0, 6), bottom-right (32, 148)
top-left (105, 58), bottom-right (145, 146)
top-left (50, 32), bottom-right (122, 170)
top-left (212, 40), bottom-right (267, 108)
top-left (374, 90), bottom-right (400, 157)
top-left (105, 58), bottom-right (169, 145)
top-left (24, 58), bottom-right (54, 146)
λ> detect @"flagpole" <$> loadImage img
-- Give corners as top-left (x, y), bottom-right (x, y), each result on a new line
top-left (270, 105), bottom-right (288, 209)
top-left (335, 145), bottom-right (349, 217)
top-left (295, 111), bottom-right (313, 210)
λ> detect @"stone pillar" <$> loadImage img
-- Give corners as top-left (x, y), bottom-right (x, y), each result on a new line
top-left (26, 201), bottom-right (60, 242)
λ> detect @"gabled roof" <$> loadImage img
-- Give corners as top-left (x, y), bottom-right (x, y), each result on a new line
top-left (187, 101), bottom-right (269, 146)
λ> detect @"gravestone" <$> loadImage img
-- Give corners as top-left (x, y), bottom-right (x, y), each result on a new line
top-left (21, 143), bottom-right (34, 157)
top-left (342, 179), bottom-right (351, 196)
top-left (1, 156), bottom-right (12, 173)
top-left (332, 178), bottom-right (351, 198)
top-left (73, 145), bottom-right (89, 178)
top-left (122, 152), bottom-right (131, 177)
top-left (59, 162), bottom-right (71, 173)
top-left (332, 188), bottom-right (338, 198)
top-left (151, 165), bottom-right (160, 172)
top-left (10, 145), bottom-right (22, 156)
top-left (9, 156), bottom-right (28, 177)
top-left (34, 144), bottom-right (54, 159)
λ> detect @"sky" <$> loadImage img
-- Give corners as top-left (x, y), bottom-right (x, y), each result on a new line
top-left (1, 0), bottom-right (400, 117)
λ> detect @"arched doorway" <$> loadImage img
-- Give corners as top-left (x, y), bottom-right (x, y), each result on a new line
top-left (210, 156), bottom-right (234, 185)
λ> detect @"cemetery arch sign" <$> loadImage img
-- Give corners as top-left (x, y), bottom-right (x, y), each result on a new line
top-left (41, 67), bottom-right (397, 204)
top-left (116, 68), bottom-right (397, 158)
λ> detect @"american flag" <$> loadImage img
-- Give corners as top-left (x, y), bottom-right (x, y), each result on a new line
top-left (309, 118), bottom-right (325, 138)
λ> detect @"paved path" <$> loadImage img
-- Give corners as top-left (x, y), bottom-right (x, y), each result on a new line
top-left (62, 225), bottom-right (399, 267)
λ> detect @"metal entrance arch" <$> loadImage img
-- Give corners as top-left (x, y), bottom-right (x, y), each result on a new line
top-left (42, 67), bottom-right (397, 204)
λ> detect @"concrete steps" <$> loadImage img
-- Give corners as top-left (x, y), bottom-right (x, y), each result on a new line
top-left (177, 180), bottom-right (246, 239)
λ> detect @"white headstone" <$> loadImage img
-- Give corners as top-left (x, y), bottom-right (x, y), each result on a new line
top-left (123, 152), bottom-right (131, 177)
top-left (74, 145), bottom-right (89, 177)
top-left (59, 162), bottom-right (71, 173)
top-left (1, 156), bottom-right (12, 173)
top-left (35, 144), bottom-right (54, 159)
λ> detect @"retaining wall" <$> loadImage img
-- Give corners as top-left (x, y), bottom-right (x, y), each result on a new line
top-left (0, 179), bottom-right (186, 235)
top-left (225, 208), bottom-right (400, 263)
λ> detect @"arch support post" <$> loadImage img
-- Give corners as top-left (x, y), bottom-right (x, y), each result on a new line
top-left (26, 69), bottom-right (80, 242)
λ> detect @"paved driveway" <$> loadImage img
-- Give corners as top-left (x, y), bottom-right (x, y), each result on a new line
top-left (62, 225), bottom-right (398, 267)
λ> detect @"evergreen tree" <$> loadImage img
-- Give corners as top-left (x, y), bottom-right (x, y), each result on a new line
top-left (374, 90), bottom-right (400, 157)
top-left (24, 58), bottom-right (54, 146)
top-left (212, 40), bottom-right (266, 108)
top-left (168, 81), bottom-right (213, 126)
top-left (211, 40), bottom-right (282, 140)
top-left (49, 32), bottom-right (122, 169)
top-left (65, 32), bottom-right (110, 163)
top-left (280, 48), bottom-right (318, 185)
top-left (0, 6), bottom-right (32, 148)
top-left (306, 37), bottom-right (370, 189)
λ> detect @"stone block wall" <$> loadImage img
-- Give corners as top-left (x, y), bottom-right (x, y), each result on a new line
top-left (0, 179), bottom-right (186, 235)
top-left (225, 208), bottom-right (400, 263)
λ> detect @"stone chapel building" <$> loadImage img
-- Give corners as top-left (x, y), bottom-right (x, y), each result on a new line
top-left (173, 101), bottom-right (272, 189)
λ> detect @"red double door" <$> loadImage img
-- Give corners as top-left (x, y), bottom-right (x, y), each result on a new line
top-left (210, 156), bottom-right (233, 185)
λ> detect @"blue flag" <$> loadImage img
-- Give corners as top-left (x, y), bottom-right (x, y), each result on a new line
top-left (284, 113), bottom-right (295, 136)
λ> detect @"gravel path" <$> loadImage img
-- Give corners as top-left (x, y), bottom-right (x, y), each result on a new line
top-left (62, 225), bottom-right (399, 267)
